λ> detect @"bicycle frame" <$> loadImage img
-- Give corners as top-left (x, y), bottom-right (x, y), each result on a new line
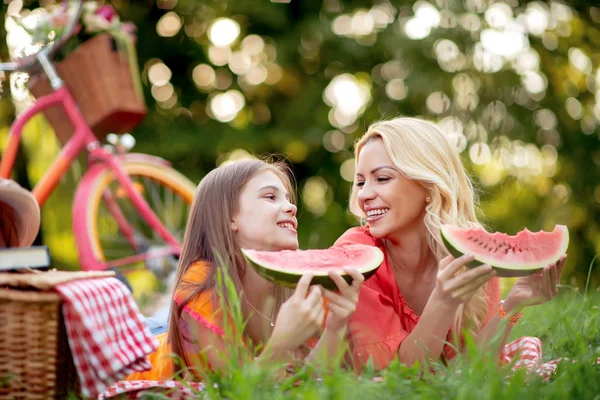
top-left (0, 83), bottom-right (182, 264)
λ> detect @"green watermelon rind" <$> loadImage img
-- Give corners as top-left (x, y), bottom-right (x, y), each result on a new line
top-left (241, 246), bottom-right (384, 290)
top-left (440, 224), bottom-right (569, 278)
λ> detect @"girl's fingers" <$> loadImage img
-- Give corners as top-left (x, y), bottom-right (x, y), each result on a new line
top-left (322, 288), bottom-right (345, 304)
top-left (323, 289), bottom-right (354, 309)
top-left (326, 302), bottom-right (350, 319)
top-left (438, 254), bottom-right (475, 279)
top-left (294, 274), bottom-right (314, 299)
top-left (329, 271), bottom-right (351, 294)
top-left (343, 267), bottom-right (365, 289)
top-left (305, 285), bottom-right (322, 307)
top-left (313, 307), bottom-right (325, 326)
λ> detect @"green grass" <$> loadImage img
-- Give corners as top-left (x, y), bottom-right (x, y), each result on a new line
top-left (147, 267), bottom-right (600, 400)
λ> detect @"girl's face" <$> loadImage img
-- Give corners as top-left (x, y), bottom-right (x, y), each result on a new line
top-left (355, 138), bottom-right (428, 239)
top-left (232, 169), bottom-right (298, 251)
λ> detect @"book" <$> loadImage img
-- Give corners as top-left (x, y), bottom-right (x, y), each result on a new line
top-left (0, 246), bottom-right (51, 271)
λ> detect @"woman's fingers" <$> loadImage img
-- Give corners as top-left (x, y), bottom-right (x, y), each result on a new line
top-left (444, 263), bottom-right (493, 292)
top-left (541, 265), bottom-right (553, 300)
top-left (549, 261), bottom-right (559, 296)
top-left (438, 254), bottom-right (475, 279)
top-left (557, 255), bottom-right (567, 277)
top-left (453, 270), bottom-right (496, 299)
top-left (439, 255), bottom-right (454, 270)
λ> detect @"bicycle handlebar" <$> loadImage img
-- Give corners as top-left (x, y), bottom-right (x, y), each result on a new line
top-left (0, 0), bottom-right (83, 73)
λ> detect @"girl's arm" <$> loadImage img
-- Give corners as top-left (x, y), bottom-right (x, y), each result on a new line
top-left (302, 268), bottom-right (364, 368)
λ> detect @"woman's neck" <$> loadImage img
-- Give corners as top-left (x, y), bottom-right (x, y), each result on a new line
top-left (383, 223), bottom-right (436, 279)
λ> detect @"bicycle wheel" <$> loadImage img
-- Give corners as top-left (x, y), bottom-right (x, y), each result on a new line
top-left (76, 160), bottom-right (196, 313)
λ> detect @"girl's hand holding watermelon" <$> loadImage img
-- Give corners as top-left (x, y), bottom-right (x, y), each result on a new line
top-left (322, 267), bottom-right (365, 331)
top-left (503, 255), bottom-right (567, 312)
top-left (267, 273), bottom-right (326, 353)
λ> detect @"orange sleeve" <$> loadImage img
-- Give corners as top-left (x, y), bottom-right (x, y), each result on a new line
top-left (126, 333), bottom-right (174, 380)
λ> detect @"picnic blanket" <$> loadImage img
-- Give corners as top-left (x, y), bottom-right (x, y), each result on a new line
top-left (55, 277), bottom-right (158, 398)
top-left (98, 380), bottom-right (205, 399)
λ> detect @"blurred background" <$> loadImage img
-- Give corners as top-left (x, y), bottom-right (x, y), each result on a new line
top-left (1, 0), bottom-right (598, 290)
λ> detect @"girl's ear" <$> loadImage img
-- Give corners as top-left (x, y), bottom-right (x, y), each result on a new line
top-left (230, 219), bottom-right (239, 233)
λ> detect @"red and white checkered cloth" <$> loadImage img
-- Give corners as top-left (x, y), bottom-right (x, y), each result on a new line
top-left (99, 380), bottom-right (205, 399)
top-left (501, 336), bottom-right (600, 380)
top-left (54, 277), bottom-right (159, 399)
top-left (501, 336), bottom-right (561, 379)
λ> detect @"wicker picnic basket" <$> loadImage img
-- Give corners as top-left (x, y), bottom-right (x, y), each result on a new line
top-left (28, 32), bottom-right (146, 146)
top-left (0, 270), bottom-right (112, 399)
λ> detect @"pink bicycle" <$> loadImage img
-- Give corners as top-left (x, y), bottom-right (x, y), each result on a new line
top-left (0, 1), bottom-right (196, 312)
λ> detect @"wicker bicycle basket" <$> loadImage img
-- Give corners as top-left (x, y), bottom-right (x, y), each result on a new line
top-left (28, 32), bottom-right (147, 146)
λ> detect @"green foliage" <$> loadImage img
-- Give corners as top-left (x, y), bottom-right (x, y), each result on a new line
top-left (155, 290), bottom-right (600, 399)
top-left (1, 1), bottom-right (599, 288)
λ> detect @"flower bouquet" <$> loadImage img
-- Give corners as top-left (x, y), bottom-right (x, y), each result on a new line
top-left (23, 1), bottom-right (146, 145)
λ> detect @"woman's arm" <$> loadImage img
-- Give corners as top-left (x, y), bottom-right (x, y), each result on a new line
top-left (397, 255), bottom-right (495, 365)
top-left (396, 296), bottom-right (459, 365)
top-left (474, 256), bottom-right (566, 354)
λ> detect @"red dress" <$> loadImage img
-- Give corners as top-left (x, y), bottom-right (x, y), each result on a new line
top-left (334, 226), bottom-right (500, 371)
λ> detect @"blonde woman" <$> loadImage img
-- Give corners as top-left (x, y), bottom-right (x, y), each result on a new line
top-left (335, 117), bottom-right (566, 373)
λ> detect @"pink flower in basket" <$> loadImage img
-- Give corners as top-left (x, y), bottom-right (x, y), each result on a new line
top-left (96, 5), bottom-right (118, 23)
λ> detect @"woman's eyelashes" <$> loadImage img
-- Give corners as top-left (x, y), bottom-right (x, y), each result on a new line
top-left (355, 176), bottom-right (390, 188)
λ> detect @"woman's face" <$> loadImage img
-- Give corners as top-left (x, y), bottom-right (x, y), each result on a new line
top-left (232, 169), bottom-right (298, 251)
top-left (355, 138), bottom-right (428, 239)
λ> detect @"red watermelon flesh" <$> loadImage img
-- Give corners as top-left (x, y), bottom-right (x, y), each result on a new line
top-left (441, 224), bottom-right (569, 277)
top-left (242, 244), bottom-right (384, 289)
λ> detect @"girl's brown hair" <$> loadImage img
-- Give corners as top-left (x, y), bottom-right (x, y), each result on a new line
top-left (167, 158), bottom-right (296, 372)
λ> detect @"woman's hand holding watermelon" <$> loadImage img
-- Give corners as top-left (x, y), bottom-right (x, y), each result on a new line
top-left (322, 267), bottom-right (365, 331)
top-left (504, 255), bottom-right (567, 312)
top-left (268, 274), bottom-right (325, 353)
top-left (431, 254), bottom-right (497, 308)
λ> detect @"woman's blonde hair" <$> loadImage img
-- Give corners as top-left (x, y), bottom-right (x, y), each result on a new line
top-left (349, 117), bottom-right (489, 335)
top-left (167, 159), bottom-right (296, 372)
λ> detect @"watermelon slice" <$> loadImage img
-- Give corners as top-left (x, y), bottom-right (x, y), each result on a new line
top-left (440, 224), bottom-right (569, 277)
top-left (241, 244), bottom-right (384, 289)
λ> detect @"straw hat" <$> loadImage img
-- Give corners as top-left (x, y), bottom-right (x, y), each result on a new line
top-left (0, 179), bottom-right (40, 247)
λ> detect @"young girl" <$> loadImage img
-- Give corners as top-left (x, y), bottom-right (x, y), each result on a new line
top-left (128, 159), bottom-right (363, 382)
top-left (336, 117), bottom-right (566, 374)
